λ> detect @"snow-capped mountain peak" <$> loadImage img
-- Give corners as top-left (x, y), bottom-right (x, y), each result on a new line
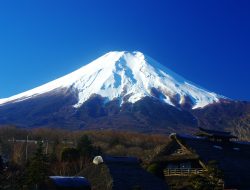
top-left (0, 51), bottom-right (223, 109)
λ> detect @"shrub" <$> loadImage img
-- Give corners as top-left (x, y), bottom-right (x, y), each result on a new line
top-left (147, 163), bottom-right (161, 177)
top-left (61, 147), bottom-right (80, 162)
top-left (77, 135), bottom-right (94, 158)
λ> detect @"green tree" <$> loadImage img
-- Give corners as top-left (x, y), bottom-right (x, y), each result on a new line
top-left (61, 147), bottom-right (80, 162)
top-left (4, 162), bottom-right (24, 190)
top-left (147, 163), bottom-right (162, 177)
top-left (25, 142), bottom-right (49, 190)
top-left (0, 155), bottom-right (4, 189)
top-left (77, 135), bottom-right (94, 158)
top-left (0, 155), bottom-right (3, 173)
top-left (188, 174), bottom-right (213, 190)
top-left (188, 161), bottom-right (223, 190)
top-left (49, 142), bottom-right (58, 163)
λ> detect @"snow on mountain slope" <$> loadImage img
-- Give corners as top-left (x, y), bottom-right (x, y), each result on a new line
top-left (0, 51), bottom-right (223, 109)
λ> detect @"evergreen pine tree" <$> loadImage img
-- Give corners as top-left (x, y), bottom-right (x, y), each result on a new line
top-left (0, 155), bottom-right (3, 173)
top-left (0, 155), bottom-right (4, 190)
top-left (188, 161), bottom-right (223, 190)
top-left (49, 142), bottom-right (58, 163)
top-left (25, 142), bottom-right (49, 190)
top-left (77, 135), bottom-right (94, 158)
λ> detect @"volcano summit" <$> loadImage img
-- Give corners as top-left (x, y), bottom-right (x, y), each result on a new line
top-left (0, 51), bottom-right (222, 109)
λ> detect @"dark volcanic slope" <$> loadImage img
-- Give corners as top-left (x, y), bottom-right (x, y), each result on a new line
top-left (192, 100), bottom-right (250, 140)
top-left (0, 88), bottom-right (78, 127)
top-left (0, 90), bottom-right (197, 133)
top-left (74, 96), bottom-right (197, 133)
top-left (0, 88), bottom-right (250, 140)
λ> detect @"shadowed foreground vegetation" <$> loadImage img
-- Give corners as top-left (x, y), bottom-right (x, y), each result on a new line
top-left (0, 126), bottom-right (170, 190)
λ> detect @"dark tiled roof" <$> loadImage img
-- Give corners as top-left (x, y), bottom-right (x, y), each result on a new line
top-left (197, 127), bottom-right (237, 138)
top-left (199, 127), bottom-right (231, 135)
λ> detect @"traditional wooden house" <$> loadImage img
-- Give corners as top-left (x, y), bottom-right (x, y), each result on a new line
top-left (151, 128), bottom-right (250, 190)
top-left (93, 156), bottom-right (169, 190)
top-left (196, 127), bottom-right (238, 142)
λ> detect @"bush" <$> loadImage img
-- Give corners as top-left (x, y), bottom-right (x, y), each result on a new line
top-left (147, 163), bottom-right (161, 177)
top-left (77, 135), bottom-right (94, 158)
top-left (188, 160), bottom-right (224, 190)
top-left (61, 147), bottom-right (80, 162)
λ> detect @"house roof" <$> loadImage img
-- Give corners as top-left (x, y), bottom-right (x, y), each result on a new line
top-left (103, 156), bottom-right (169, 190)
top-left (175, 134), bottom-right (250, 189)
top-left (49, 176), bottom-right (90, 188)
top-left (103, 156), bottom-right (140, 164)
top-left (196, 127), bottom-right (237, 139)
top-left (152, 138), bottom-right (199, 163)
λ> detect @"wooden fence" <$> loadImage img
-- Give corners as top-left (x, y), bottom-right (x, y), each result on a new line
top-left (164, 168), bottom-right (206, 176)
top-left (164, 168), bottom-right (224, 190)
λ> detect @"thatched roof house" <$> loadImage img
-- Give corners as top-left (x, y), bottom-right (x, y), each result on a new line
top-left (93, 156), bottom-right (169, 190)
top-left (196, 127), bottom-right (237, 141)
top-left (152, 128), bottom-right (250, 190)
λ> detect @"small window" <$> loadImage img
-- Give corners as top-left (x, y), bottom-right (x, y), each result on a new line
top-left (233, 147), bottom-right (240, 151)
top-left (167, 163), bottom-right (178, 169)
top-left (213, 145), bottom-right (223, 150)
top-left (180, 162), bottom-right (191, 169)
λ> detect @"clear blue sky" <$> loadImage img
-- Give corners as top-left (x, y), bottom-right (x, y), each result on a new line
top-left (0, 0), bottom-right (250, 100)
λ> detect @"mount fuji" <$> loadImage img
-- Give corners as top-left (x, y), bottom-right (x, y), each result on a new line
top-left (0, 51), bottom-right (222, 109)
top-left (0, 51), bottom-right (249, 136)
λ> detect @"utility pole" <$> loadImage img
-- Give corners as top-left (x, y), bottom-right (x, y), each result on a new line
top-left (26, 135), bottom-right (28, 161)
top-left (45, 140), bottom-right (49, 154)
top-left (8, 138), bottom-right (52, 161)
top-left (12, 137), bottom-right (15, 161)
